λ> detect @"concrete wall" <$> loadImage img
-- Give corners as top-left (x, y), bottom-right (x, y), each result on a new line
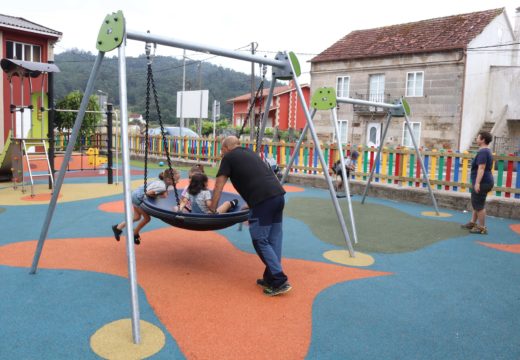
top-left (287, 173), bottom-right (520, 220)
top-left (310, 51), bottom-right (465, 149)
top-left (460, 13), bottom-right (516, 150)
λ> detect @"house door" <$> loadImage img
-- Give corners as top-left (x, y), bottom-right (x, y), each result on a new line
top-left (367, 122), bottom-right (381, 147)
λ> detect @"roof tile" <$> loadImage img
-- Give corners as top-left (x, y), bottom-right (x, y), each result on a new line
top-left (312, 8), bottom-right (503, 63)
top-left (0, 13), bottom-right (62, 37)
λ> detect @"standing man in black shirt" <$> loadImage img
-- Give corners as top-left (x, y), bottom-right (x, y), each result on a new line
top-left (210, 136), bottom-right (291, 296)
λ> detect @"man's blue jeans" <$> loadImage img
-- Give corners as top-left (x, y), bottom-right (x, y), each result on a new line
top-left (248, 195), bottom-right (287, 288)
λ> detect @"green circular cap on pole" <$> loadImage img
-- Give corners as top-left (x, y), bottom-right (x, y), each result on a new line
top-left (96, 11), bottom-right (125, 52)
top-left (401, 97), bottom-right (411, 116)
top-left (289, 52), bottom-right (301, 77)
top-left (311, 87), bottom-right (337, 110)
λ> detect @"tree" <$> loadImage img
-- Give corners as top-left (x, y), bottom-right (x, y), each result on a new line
top-left (55, 90), bottom-right (102, 137)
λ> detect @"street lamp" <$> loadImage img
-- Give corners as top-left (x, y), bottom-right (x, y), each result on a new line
top-left (96, 89), bottom-right (108, 112)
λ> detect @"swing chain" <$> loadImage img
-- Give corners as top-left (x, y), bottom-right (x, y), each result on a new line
top-left (237, 64), bottom-right (267, 142)
top-left (144, 48), bottom-right (181, 205)
top-left (254, 63), bottom-right (268, 153)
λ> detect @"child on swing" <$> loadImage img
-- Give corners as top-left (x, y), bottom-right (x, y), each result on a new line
top-left (179, 164), bottom-right (205, 212)
top-left (179, 172), bottom-right (238, 214)
top-left (112, 168), bottom-right (180, 244)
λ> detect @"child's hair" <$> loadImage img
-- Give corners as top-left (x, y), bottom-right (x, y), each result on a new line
top-left (189, 164), bottom-right (205, 177)
top-left (188, 172), bottom-right (208, 195)
top-left (158, 168), bottom-right (179, 183)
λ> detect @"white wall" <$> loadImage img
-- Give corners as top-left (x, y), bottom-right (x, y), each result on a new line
top-left (486, 66), bottom-right (520, 136)
top-left (460, 12), bottom-right (516, 150)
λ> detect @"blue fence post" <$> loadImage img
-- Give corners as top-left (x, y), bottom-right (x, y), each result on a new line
top-left (453, 152), bottom-right (460, 192)
top-left (423, 153), bottom-right (429, 188)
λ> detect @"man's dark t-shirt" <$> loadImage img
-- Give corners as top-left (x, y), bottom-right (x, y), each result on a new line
top-left (470, 148), bottom-right (494, 185)
top-left (217, 147), bottom-right (285, 207)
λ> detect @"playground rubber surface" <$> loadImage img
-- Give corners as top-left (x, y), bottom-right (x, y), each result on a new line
top-left (0, 168), bottom-right (519, 359)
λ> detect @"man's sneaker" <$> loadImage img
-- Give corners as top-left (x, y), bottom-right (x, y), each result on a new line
top-left (461, 221), bottom-right (476, 230)
top-left (263, 282), bottom-right (292, 297)
top-left (256, 279), bottom-right (269, 288)
top-left (134, 234), bottom-right (141, 245)
top-left (112, 225), bottom-right (122, 241)
top-left (229, 199), bottom-right (239, 210)
top-left (469, 225), bottom-right (488, 235)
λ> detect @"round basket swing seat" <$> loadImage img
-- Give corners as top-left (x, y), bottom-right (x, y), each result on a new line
top-left (140, 190), bottom-right (249, 231)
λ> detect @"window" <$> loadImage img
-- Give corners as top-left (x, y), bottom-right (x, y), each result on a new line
top-left (369, 74), bottom-right (385, 102)
top-left (6, 41), bottom-right (42, 62)
top-left (335, 120), bottom-right (349, 144)
top-left (336, 76), bottom-right (350, 98)
top-left (402, 122), bottom-right (421, 147)
top-left (406, 71), bottom-right (424, 97)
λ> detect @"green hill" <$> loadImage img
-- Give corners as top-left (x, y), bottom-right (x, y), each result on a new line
top-left (54, 49), bottom-right (268, 123)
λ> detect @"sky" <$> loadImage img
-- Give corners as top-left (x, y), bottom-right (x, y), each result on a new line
top-left (5, 0), bottom-right (519, 82)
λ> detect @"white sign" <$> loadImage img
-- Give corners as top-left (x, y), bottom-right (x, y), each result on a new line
top-left (176, 90), bottom-right (209, 118)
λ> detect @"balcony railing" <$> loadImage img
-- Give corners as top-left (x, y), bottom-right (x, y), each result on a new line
top-left (352, 92), bottom-right (393, 114)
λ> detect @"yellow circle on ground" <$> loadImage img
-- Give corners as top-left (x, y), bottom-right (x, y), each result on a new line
top-left (323, 250), bottom-right (374, 266)
top-left (90, 319), bottom-right (165, 360)
top-left (421, 211), bottom-right (452, 218)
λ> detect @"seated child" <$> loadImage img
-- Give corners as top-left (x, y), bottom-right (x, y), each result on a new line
top-left (179, 172), bottom-right (238, 214)
top-left (112, 168), bottom-right (180, 244)
top-left (180, 164), bottom-right (205, 212)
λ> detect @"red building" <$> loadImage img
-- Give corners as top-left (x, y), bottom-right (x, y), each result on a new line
top-left (0, 14), bottom-right (61, 150)
top-left (227, 81), bottom-right (310, 132)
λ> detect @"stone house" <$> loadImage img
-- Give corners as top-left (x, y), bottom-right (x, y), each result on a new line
top-left (310, 8), bottom-right (519, 151)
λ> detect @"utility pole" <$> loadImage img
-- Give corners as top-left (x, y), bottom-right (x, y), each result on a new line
top-left (249, 42), bottom-right (257, 141)
top-left (212, 100), bottom-right (220, 139)
top-left (198, 61), bottom-right (203, 136)
top-left (180, 49), bottom-right (186, 137)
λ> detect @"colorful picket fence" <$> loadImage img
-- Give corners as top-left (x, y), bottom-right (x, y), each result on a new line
top-left (106, 134), bottom-right (520, 199)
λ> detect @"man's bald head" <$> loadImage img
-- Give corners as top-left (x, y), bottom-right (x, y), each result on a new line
top-left (221, 136), bottom-right (240, 154)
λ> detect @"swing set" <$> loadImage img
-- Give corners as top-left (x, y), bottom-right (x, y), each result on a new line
top-left (29, 11), bottom-right (439, 344)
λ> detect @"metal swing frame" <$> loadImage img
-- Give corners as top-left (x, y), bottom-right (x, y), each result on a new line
top-left (29, 10), bottom-right (355, 344)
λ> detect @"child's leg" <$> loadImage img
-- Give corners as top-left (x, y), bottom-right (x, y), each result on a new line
top-left (134, 208), bottom-right (150, 235)
top-left (217, 199), bottom-right (239, 214)
top-left (116, 205), bottom-right (141, 231)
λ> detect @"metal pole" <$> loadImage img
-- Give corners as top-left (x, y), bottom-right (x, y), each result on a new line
top-left (404, 113), bottom-right (440, 214)
top-left (40, 72), bottom-right (47, 139)
top-left (256, 80), bottom-right (276, 152)
top-left (30, 51), bottom-right (106, 274)
top-left (250, 42), bottom-right (256, 141)
top-left (126, 31), bottom-right (286, 69)
top-left (212, 100), bottom-right (216, 139)
top-left (106, 103), bottom-right (114, 184)
top-left (47, 65), bottom-right (55, 190)
top-left (288, 62), bottom-right (355, 257)
top-left (9, 79), bottom-right (15, 138)
top-left (180, 50), bottom-right (185, 138)
top-left (280, 121), bottom-right (310, 184)
top-left (331, 107), bottom-right (358, 244)
top-left (198, 62), bottom-right (202, 136)
top-left (337, 96), bottom-right (401, 110)
top-left (20, 76), bottom-right (25, 139)
top-left (118, 41), bottom-right (142, 344)
top-left (361, 112), bottom-right (392, 204)
top-left (115, 110), bottom-right (120, 185)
